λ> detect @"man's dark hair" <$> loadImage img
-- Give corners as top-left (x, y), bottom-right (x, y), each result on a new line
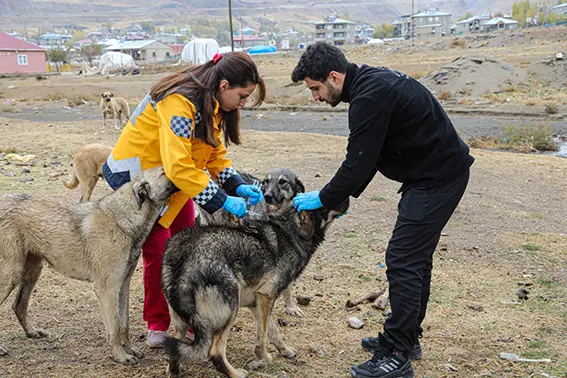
top-left (291, 42), bottom-right (349, 83)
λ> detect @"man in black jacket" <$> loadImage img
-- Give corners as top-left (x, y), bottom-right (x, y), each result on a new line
top-left (292, 42), bottom-right (474, 378)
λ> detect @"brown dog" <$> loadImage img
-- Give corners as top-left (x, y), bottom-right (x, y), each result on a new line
top-left (0, 167), bottom-right (178, 364)
top-left (100, 92), bottom-right (130, 129)
top-left (63, 143), bottom-right (112, 202)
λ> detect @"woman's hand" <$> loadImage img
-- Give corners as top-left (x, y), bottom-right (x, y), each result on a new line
top-left (222, 196), bottom-right (248, 218)
top-left (236, 184), bottom-right (264, 206)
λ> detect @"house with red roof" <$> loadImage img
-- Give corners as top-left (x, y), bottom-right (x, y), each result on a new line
top-left (0, 33), bottom-right (46, 74)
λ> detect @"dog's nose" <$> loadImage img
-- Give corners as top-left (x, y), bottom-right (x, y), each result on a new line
top-left (264, 194), bottom-right (274, 204)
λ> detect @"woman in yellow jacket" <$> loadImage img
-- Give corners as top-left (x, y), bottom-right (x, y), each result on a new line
top-left (102, 52), bottom-right (265, 348)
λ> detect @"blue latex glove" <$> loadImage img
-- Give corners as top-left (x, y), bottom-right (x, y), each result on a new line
top-left (293, 190), bottom-right (323, 212)
top-left (236, 184), bottom-right (264, 206)
top-left (222, 196), bottom-right (247, 218)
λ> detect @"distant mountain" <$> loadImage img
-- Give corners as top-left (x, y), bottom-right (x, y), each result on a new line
top-left (0, 0), bottom-right (516, 32)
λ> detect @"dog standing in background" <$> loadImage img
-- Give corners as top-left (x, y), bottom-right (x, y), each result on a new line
top-left (100, 92), bottom-right (130, 129)
top-left (63, 143), bottom-right (112, 202)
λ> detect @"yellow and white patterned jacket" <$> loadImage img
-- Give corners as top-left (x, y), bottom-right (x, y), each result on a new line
top-left (102, 93), bottom-right (245, 228)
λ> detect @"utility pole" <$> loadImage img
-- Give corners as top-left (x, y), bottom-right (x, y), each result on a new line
top-left (228, 0), bottom-right (234, 51)
top-left (411, 0), bottom-right (415, 45)
top-left (240, 16), bottom-right (244, 49)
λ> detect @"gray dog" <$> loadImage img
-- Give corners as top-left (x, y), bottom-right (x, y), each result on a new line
top-left (162, 199), bottom-right (349, 378)
top-left (0, 167), bottom-right (177, 364)
top-left (196, 168), bottom-right (306, 316)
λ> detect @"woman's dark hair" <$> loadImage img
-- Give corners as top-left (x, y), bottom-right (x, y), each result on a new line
top-left (291, 42), bottom-right (349, 83)
top-left (150, 52), bottom-right (265, 147)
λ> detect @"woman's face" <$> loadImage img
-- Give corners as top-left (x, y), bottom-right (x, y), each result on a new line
top-left (218, 80), bottom-right (257, 112)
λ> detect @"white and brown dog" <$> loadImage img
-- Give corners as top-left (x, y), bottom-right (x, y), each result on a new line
top-left (100, 92), bottom-right (130, 129)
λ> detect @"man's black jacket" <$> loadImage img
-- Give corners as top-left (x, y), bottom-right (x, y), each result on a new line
top-left (319, 63), bottom-right (474, 209)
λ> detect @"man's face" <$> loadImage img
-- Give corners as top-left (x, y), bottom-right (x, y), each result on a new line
top-left (305, 76), bottom-right (341, 107)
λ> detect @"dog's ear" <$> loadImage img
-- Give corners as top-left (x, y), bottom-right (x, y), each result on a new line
top-left (100, 93), bottom-right (104, 97)
top-left (294, 177), bottom-right (305, 194)
top-left (133, 180), bottom-right (151, 209)
top-left (298, 211), bottom-right (314, 240)
top-left (109, 93), bottom-right (114, 97)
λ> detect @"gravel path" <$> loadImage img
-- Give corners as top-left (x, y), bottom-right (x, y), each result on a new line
top-left (1, 105), bottom-right (566, 142)
top-left (240, 110), bottom-right (567, 140)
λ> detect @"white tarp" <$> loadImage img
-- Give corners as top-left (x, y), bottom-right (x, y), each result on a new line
top-left (180, 38), bottom-right (220, 65)
top-left (97, 52), bottom-right (136, 75)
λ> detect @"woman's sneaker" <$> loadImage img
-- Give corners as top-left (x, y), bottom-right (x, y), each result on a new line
top-left (146, 328), bottom-right (195, 348)
top-left (361, 337), bottom-right (422, 361)
top-left (146, 330), bottom-right (168, 348)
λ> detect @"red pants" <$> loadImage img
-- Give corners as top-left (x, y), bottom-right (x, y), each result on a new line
top-left (142, 200), bottom-right (195, 331)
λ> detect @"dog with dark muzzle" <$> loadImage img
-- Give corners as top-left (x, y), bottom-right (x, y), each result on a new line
top-left (162, 199), bottom-right (349, 378)
top-left (195, 168), bottom-right (306, 316)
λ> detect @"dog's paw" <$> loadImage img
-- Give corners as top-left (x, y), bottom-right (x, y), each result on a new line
top-left (234, 368), bottom-right (249, 378)
top-left (0, 345), bottom-right (8, 356)
top-left (280, 346), bottom-right (297, 359)
top-left (247, 359), bottom-right (267, 371)
top-left (27, 328), bottom-right (48, 339)
top-left (128, 345), bottom-right (144, 358)
top-left (166, 362), bottom-right (181, 378)
top-left (113, 350), bottom-right (138, 365)
top-left (284, 305), bottom-right (304, 317)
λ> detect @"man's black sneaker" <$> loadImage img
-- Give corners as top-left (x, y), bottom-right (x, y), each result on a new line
top-left (360, 337), bottom-right (422, 361)
top-left (350, 351), bottom-right (414, 378)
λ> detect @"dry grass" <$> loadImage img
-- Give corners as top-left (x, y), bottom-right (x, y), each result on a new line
top-left (437, 90), bottom-right (452, 101)
top-left (503, 122), bottom-right (558, 152)
top-left (457, 97), bottom-right (473, 105)
top-left (451, 39), bottom-right (465, 48)
top-left (66, 95), bottom-right (92, 107)
top-left (0, 105), bottom-right (20, 113)
top-left (40, 92), bottom-right (66, 101)
top-left (408, 70), bottom-right (431, 80)
top-left (543, 102), bottom-right (559, 114)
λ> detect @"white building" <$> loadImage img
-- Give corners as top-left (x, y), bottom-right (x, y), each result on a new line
top-left (393, 9), bottom-right (451, 39)
top-left (313, 14), bottom-right (356, 45)
top-left (552, 3), bottom-right (567, 16)
top-left (483, 17), bottom-right (519, 32)
top-left (105, 39), bottom-right (174, 62)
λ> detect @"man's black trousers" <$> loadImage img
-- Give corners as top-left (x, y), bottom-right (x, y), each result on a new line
top-left (380, 169), bottom-right (470, 355)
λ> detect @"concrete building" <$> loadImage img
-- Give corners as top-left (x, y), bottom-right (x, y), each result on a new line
top-left (552, 3), bottom-right (567, 16)
top-left (233, 35), bottom-right (267, 49)
top-left (38, 33), bottom-right (72, 47)
top-left (313, 14), bottom-right (356, 46)
top-left (154, 32), bottom-right (182, 45)
top-left (393, 9), bottom-right (451, 39)
top-left (483, 17), bottom-right (519, 32)
top-left (455, 14), bottom-right (492, 35)
top-left (0, 32), bottom-right (46, 74)
top-left (105, 39), bottom-right (174, 62)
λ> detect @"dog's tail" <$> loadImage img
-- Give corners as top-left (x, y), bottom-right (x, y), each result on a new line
top-left (63, 168), bottom-right (79, 189)
top-left (163, 273), bottom-right (239, 374)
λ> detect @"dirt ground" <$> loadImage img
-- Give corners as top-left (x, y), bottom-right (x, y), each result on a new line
top-left (0, 27), bottom-right (567, 378)
top-left (0, 112), bottom-right (566, 378)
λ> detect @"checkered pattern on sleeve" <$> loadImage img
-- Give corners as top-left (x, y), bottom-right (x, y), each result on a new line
top-left (170, 116), bottom-right (193, 139)
top-left (193, 177), bottom-right (227, 214)
top-left (193, 178), bottom-right (220, 206)
top-left (217, 167), bottom-right (238, 186)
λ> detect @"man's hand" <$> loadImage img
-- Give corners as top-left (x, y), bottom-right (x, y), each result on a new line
top-left (222, 196), bottom-right (247, 218)
top-left (293, 190), bottom-right (323, 212)
top-left (236, 184), bottom-right (264, 206)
